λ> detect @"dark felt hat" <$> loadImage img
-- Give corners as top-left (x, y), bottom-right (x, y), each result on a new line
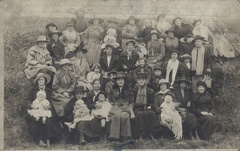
top-left (105, 43), bottom-right (115, 50)
top-left (196, 81), bottom-right (207, 88)
top-left (170, 49), bottom-right (179, 55)
top-left (157, 14), bottom-right (165, 20)
top-left (136, 71), bottom-right (148, 79)
top-left (150, 30), bottom-right (160, 38)
top-left (113, 72), bottom-right (127, 80)
top-left (107, 17), bottom-right (119, 23)
top-left (74, 85), bottom-right (88, 93)
top-left (74, 46), bottom-right (88, 54)
top-left (165, 28), bottom-right (176, 35)
top-left (192, 35), bottom-right (206, 44)
top-left (46, 23), bottom-right (58, 30)
top-left (107, 71), bottom-right (118, 76)
top-left (66, 20), bottom-right (75, 27)
top-left (173, 17), bottom-right (182, 24)
top-left (153, 67), bottom-right (163, 72)
top-left (48, 30), bottom-right (63, 38)
top-left (175, 77), bottom-right (191, 85)
top-left (126, 16), bottom-right (140, 24)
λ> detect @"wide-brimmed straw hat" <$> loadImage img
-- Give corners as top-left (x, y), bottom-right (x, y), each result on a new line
top-left (126, 16), bottom-right (140, 24)
top-left (36, 35), bottom-right (48, 42)
top-left (59, 59), bottom-right (73, 66)
top-left (33, 73), bottom-right (51, 85)
top-left (88, 18), bottom-right (104, 24)
top-left (48, 30), bottom-right (63, 38)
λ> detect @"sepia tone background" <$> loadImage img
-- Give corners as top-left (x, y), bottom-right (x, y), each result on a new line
top-left (3, 0), bottom-right (240, 150)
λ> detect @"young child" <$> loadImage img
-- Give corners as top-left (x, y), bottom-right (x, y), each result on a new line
top-left (91, 92), bottom-right (112, 128)
top-left (136, 39), bottom-right (148, 58)
top-left (105, 71), bottom-right (117, 95)
top-left (86, 63), bottom-right (102, 84)
top-left (134, 57), bottom-right (152, 84)
top-left (160, 94), bottom-right (182, 140)
top-left (28, 90), bottom-right (52, 124)
top-left (181, 54), bottom-right (192, 81)
top-left (101, 28), bottom-right (120, 49)
top-left (65, 99), bottom-right (94, 129)
top-left (149, 67), bottom-right (164, 92)
top-left (45, 23), bottom-right (58, 40)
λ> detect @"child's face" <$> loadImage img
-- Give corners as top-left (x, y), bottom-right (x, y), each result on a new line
top-left (126, 43), bottom-right (135, 51)
top-left (137, 78), bottom-right (146, 86)
top-left (139, 60), bottom-right (145, 67)
top-left (48, 26), bottom-right (57, 32)
top-left (154, 70), bottom-right (162, 76)
top-left (98, 94), bottom-right (105, 102)
top-left (94, 67), bottom-right (100, 73)
top-left (93, 19), bottom-right (99, 25)
top-left (110, 73), bottom-right (116, 79)
top-left (129, 19), bottom-right (135, 25)
top-left (38, 94), bottom-right (45, 101)
top-left (67, 26), bottom-right (74, 32)
top-left (168, 32), bottom-right (174, 38)
top-left (184, 58), bottom-right (190, 63)
top-left (52, 33), bottom-right (59, 41)
top-left (197, 86), bottom-right (205, 93)
top-left (164, 95), bottom-right (173, 103)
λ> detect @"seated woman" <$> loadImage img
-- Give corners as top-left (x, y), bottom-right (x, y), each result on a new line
top-left (51, 59), bottom-right (76, 118)
top-left (87, 79), bottom-right (104, 110)
top-left (24, 35), bottom-right (56, 80)
top-left (24, 73), bottom-right (62, 147)
top-left (133, 72), bottom-right (159, 140)
top-left (108, 72), bottom-right (134, 141)
top-left (173, 17), bottom-right (193, 40)
top-left (59, 20), bottom-right (81, 59)
top-left (174, 77), bottom-right (200, 139)
top-left (190, 81), bottom-right (220, 140)
top-left (156, 14), bottom-right (172, 38)
top-left (138, 19), bottom-right (154, 45)
top-left (46, 30), bottom-right (64, 70)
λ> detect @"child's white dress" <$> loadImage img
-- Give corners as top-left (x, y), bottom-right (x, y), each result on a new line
top-left (91, 101), bottom-right (112, 122)
top-left (28, 99), bottom-right (52, 118)
top-left (86, 71), bottom-right (101, 83)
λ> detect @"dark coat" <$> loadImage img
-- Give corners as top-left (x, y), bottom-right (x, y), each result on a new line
top-left (46, 39), bottom-right (65, 62)
top-left (120, 50), bottom-right (139, 72)
top-left (133, 65), bottom-right (152, 83)
top-left (174, 23), bottom-right (193, 39)
top-left (138, 27), bottom-right (154, 44)
top-left (99, 55), bottom-right (120, 72)
top-left (87, 90), bottom-right (105, 110)
top-left (149, 75), bottom-right (164, 92)
top-left (71, 17), bottom-right (88, 33)
top-left (174, 88), bottom-right (193, 108)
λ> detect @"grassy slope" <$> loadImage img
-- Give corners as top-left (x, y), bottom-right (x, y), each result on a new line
top-left (4, 16), bottom-right (240, 149)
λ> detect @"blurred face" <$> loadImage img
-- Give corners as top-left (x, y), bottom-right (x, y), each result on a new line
top-left (93, 19), bottom-right (99, 25)
top-left (126, 42), bottom-right (135, 51)
top-left (195, 39), bottom-right (203, 48)
top-left (139, 42), bottom-right (146, 47)
top-left (48, 26), bottom-right (57, 32)
top-left (77, 11), bottom-right (84, 17)
top-left (76, 92), bottom-right (83, 99)
top-left (195, 21), bottom-right (201, 27)
top-left (197, 85), bottom-right (205, 93)
top-left (211, 16), bottom-right (218, 22)
top-left (94, 67), bottom-right (100, 73)
top-left (37, 41), bottom-right (46, 48)
top-left (38, 94), bottom-right (45, 101)
top-left (106, 47), bottom-right (113, 55)
top-left (62, 64), bottom-right (70, 71)
top-left (137, 78), bottom-right (146, 86)
top-left (52, 33), bottom-right (59, 41)
top-left (154, 70), bottom-right (162, 76)
top-left (145, 21), bottom-right (152, 28)
top-left (139, 59), bottom-right (145, 67)
top-left (184, 58), bottom-right (191, 63)
top-left (116, 78), bottom-right (125, 87)
top-left (151, 34), bottom-right (158, 40)
top-left (93, 81), bottom-right (101, 90)
top-left (160, 83), bottom-right (167, 91)
top-left (168, 32), bottom-right (174, 38)
top-left (110, 73), bottom-right (116, 79)
top-left (98, 94), bottom-right (105, 102)
top-left (180, 82), bottom-right (187, 89)
top-left (171, 52), bottom-right (178, 60)
top-left (129, 19), bottom-right (135, 25)
top-left (164, 95), bottom-right (172, 103)
top-left (175, 19), bottom-right (181, 27)
top-left (76, 51), bottom-right (83, 58)
top-left (158, 16), bottom-right (165, 22)
top-left (109, 22), bottom-right (116, 28)
top-left (67, 26), bottom-right (74, 32)
top-left (38, 77), bottom-right (45, 86)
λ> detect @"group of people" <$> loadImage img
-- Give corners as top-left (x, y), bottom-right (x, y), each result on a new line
top-left (22, 9), bottom-right (229, 147)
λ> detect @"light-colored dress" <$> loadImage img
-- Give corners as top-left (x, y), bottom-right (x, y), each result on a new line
top-left (157, 21), bottom-right (172, 34)
top-left (91, 101), bottom-right (112, 121)
top-left (24, 45), bottom-right (56, 79)
top-left (193, 24), bottom-right (213, 41)
top-left (28, 99), bottom-right (52, 118)
top-left (84, 25), bottom-right (104, 66)
top-left (86, 71), bottom-right (102, 84)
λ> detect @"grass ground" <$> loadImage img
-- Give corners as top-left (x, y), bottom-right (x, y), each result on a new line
top-left (4, 16), bottom-right (240, 149)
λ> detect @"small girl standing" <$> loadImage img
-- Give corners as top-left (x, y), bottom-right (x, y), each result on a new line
top-left (86, 63), bottom-right (103, 84)
top-left (28, 90), bottom-right (52, 124)
top-left (134, 57), bottom-right (152, 84)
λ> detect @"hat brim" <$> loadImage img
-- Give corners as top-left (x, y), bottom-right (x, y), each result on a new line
top-left (33, 73), bottom-right (51, 85)
top-left (48, 32), bottom-right (63, 38)
top-left (126, 18), bottom-right (140, 24)
top-left (36, 40), bottom-right (48, 42)
top-left (107, 20), bottom-right (119, 23)
top-left (60, 63), bottom-right (73, 66)
top-left (74, 47), bottom-right (88, 54)
top-left (192, 37), bottom-right (206, 43)
top-left (150, 32), bottom-right (160, 38)
top-left (113, 76), bottom-right (127, 80)
top-left (46, 23), bottom-right (57, 30)
top-left (88, 18), bottom-right (104, 24)
top-left (165, 30), bottom-right (176, 35)
top-left (175, 79), bottom-right (191, 84)
top-left (125, 40), bottom-right (136, 46)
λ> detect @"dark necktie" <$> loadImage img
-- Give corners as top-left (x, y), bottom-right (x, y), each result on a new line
top-left (196, 49), bottom-right (199, 67)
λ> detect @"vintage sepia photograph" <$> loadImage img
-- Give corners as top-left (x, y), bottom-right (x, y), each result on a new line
top-left (2, 0), bottom-right (240, 150)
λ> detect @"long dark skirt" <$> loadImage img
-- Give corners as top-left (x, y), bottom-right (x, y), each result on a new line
top-left (183, 112), bottom-right (200, 132)
top-left (197, 115), bottom-right (219, 140)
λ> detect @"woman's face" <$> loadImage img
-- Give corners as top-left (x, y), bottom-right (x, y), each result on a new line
top-left (110, 74), bottom-right (116, 79)
top-left (52, 33), bottom-right (59, 41)
top-left (48, 26), bottom-right (57, 32)
top-left (129, 19), bottom-right (135, 25)
top-left (77, 11), bottom-right (84, 17)
top-left (117, 78), bottom-right (125, 87)
top-left (184, 58), bottom-right (191, 63)
top-left (109, 22), bottom-right (116, 28)
top-left (67, 26), bottom-right (74, 32)
top-left (93, 19), bottom-right (99, 26)
top-left (38, 41), bottom-right (46, 48)
top-left (126, 43), bottom-right (135, 51)
top-left (76, 92), bottom-right (83, 99)
top-left (93, 81), bottom-right (101, 90)
top-left (137, 78), bottom-right (146, 86)
top-left (62, 64), bottom-right (70, 71)
top-left (175, 19), bottom-right (181, 27)
top-left (198, 86), bottom-right (205, 93)
top-left (158, 16), bottom-right (165, 22)
top-left (145, 21), bottom-right (152, 28)
top-left (160, 83), bottom-right (167, 91)
top-left (76, 51), bottom-right (83, 58)
top-left (38, 77), bottom-right (45, 86)
top-left (168, 32), bottom-right (174, 38)
top-left (180, 82), bottom-right (187, 89)
top-left (151, 34), bottom-right (158, 40)
top-left (106, 47), bottom-right (113, 55)
top-left (171, 52), bottom-right (178, 60)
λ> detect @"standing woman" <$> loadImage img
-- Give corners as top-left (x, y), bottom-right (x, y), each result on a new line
top-left (138, 19), bottom-right (154, 45)
top-left (164, 28), bottom-right (179, 61)
top-left (173, 17), bottom-right (193, 40)
top-left (162, 50), bottom-right (186, 88)
top-left (51, 59), bottom-right (76, 118)
top-left (207, 15), bottom-right (235, 60)
top-left (156, 14), bottom-right (172, 38)
top-left (108, 72), bottom-right (134, 141)
top-left (24, 73), bottom-right (62, 147)
top-left (84, 17), bottom-right (104, 67)
top-left (122, 16), bottom-right (140, 51)
top-left (191, 81), bottom-right (220, 140)
top-left (133, 72), bottom-right (159, 139)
